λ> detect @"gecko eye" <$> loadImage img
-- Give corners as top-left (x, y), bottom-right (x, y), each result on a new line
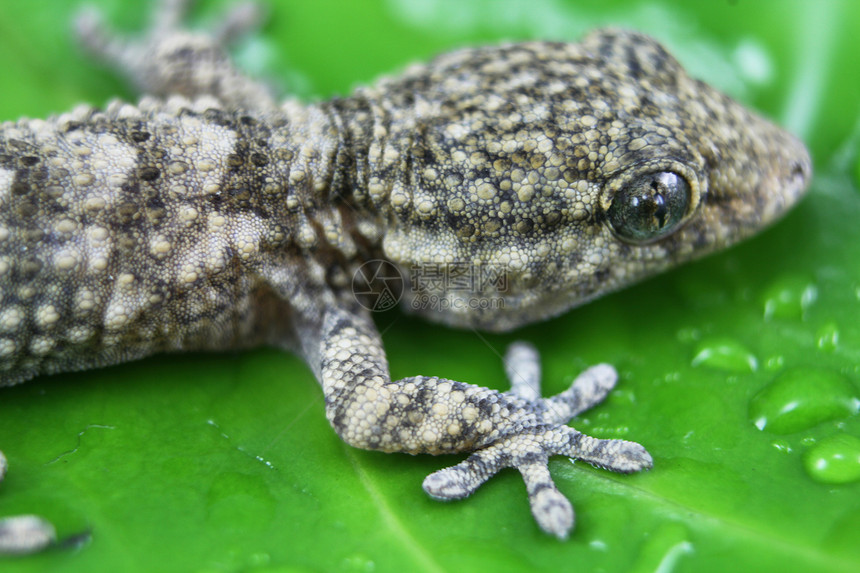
top-left (606, 171), bottom-right (691, 243)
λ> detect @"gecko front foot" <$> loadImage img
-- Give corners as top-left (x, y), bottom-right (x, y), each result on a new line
top-left (423, 344), bottom-right (652, 539)
top-left (75, 0), bottom-right (274, 109)
top-left (0, 453), bottom-right (57, 555)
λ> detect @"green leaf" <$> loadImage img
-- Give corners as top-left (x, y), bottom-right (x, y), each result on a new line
top-left (1, 0), bottom-right (859, 571)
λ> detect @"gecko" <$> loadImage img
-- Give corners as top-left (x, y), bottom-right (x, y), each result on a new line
top-left (0, 0), bottom-right (811, 553)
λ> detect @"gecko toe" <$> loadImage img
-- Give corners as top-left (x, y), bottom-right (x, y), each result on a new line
top-left (213, 2), bottom-right (267, 45)
top-left (542, 363), bottom-right (618, 424)
top-left (600, 440), bottom-right (654, 473)
top-left (560, 427), bottom-right (653, 473)
top-left (0, 515), bottom-right (56, 556)
top-left (518, 458), bottom-right (574, 539)
top-left (423, 446), bottom-right (506, 500)
top-left (423, 466), bottom-right (477, 500)
top-left (531, 487), bottom-right (574, 540)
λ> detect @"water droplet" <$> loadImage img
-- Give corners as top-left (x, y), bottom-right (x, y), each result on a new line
top-left (664, 371), bottom-right (681, 383)
top-left (762, 276), bottom-right (817, 320)
top-left (610, 388), bottom-right (636, 406)
top-left (749, 368), bottom-right (859, 434)
top-left (691, 339), bottom-right (757, 372)
top-left (771, 440), bottom-right (792, 453)
top-left (675, 327), bottom-right (700, 343)
top-left (628, 522), bottom-right (693, 573)
top-left (817, 322), bottom-right (840, 353)
top-left (765, 356), bottom-right (784, 371)
top-left (247, 552), bottom-right (271, 567)
top-left (587, 424), bottom-right (631, 438)
top-left (249, 565), bottom-right (314, 573)
top-left (342, 554), bottom-right (376, 572)
top-left (803, 434), bottom-right (860, 484)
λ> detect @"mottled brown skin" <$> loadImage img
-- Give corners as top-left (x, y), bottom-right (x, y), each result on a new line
top-left (0, 0), bottom-right (811, 548)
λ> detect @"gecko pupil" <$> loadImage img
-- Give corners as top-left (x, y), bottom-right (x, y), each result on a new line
top-left (607, 171), bottom-right (690, 243)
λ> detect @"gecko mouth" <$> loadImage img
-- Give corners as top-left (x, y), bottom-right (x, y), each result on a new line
top-left (764, 137), bottom-right (813, 223)
top-left (787, 156), bottom-right (813, 199)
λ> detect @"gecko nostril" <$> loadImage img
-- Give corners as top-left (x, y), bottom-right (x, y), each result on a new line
top-left (791, 162), bottom-right (804, 177)
top-left (789, 159), bottom-right (809, 186)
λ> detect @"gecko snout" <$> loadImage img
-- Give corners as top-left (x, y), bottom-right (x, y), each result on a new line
top-left (788, 152), bottom-right (813, 196)
top-left (778, 133), bottom-right (813, 210)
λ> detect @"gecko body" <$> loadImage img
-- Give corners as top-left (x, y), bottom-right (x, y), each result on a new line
top-left (0, 0), bottom-right (810, 550)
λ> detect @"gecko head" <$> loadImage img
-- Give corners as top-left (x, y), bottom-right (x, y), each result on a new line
top-left (368, 29), bottom-right (812, 331)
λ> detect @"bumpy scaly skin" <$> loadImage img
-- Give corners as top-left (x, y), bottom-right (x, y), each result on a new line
top-left (0, 0), bottom-right (811, 547)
